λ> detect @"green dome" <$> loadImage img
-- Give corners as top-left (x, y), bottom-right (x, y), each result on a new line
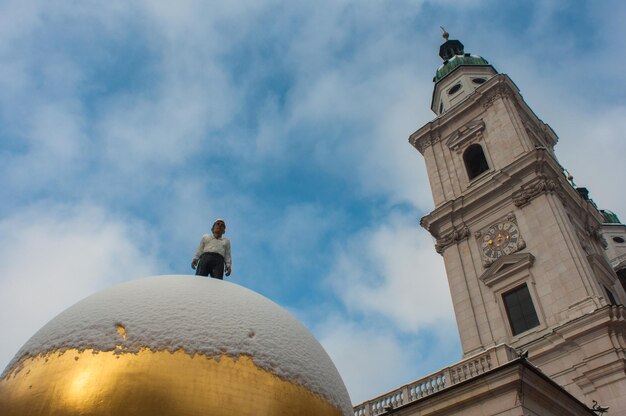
top-left (601, 210), bottom-right (622, 224)
top-left (434, 54), bottom-right (490, 82)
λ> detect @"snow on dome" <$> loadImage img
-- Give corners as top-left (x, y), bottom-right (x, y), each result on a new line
top-left (3, 275), bottom-right (352, 415)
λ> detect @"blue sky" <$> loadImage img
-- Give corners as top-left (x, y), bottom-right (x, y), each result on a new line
top-left (1, 0), bottom-right (625, 404)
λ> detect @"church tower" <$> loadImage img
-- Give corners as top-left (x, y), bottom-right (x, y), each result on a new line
top-left (410, 32), bottom-right (626, 412)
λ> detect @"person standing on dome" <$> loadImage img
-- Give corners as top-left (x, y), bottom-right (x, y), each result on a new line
top-left (191, 219), bottom-right (232, 279)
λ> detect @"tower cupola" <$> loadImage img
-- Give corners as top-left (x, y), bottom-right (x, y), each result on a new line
top-left (431, 29), bottom-right (497, 115)
top-left (438, 32), bottom-right (464, 60)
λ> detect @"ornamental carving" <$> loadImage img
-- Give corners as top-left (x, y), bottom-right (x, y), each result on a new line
top-left (512, 178), bottom-right (561, 207)
top-left (414, 133), bottom-right (441, 154)
top-left (585, 224), bottom-right (608, 249)
top-left (521, 115), bottom-right (558, 149)
top-left (481, 84), bottom-right (513, 109)
top-left (435, 225), bottom-right (470, 254)
top-left (414, 136), bottom-right (431, 154)
top-left (446, 119), bottom-right (485, 152)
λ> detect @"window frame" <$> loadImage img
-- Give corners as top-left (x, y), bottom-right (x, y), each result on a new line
top-left (502, 283), bottom-right (541, 336)
top-left (463, 143), bottom-right (490, 181)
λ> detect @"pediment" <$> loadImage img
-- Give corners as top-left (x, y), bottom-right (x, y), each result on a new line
top-left (446, 119), bottom-right (485, 152)
top-left (480, 253), bottom-right (535, 287)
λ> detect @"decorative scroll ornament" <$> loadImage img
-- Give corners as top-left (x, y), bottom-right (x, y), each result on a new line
top-left (512, 178), bottom-right (561, 207)
top-left (481, 84), bottom-right (513, 109)
top-left (414, 136), bottom-right (430, 154)
top-left (435, 225), bottom-right (470, 254)
top-left (414, 133), bottom-right (441, 154)
top-left (524, 122), bottom-right (555, 150)
top-left (585, 224), bottom-right (608, 249)
top-left (446, 119), bottom-right (485, 152)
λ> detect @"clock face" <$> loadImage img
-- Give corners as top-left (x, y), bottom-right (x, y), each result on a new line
top-left (481, 221), bottom-right (520, 260)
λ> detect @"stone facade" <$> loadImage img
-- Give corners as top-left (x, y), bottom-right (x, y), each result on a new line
top-left (355, 41), bottom-right (626, 415)
top-left (603, 222), bottom-right (626, 271)
top-left (411, 69), bottom-right (626, 413)
top-left (353, 346), bottom-right (595, 416)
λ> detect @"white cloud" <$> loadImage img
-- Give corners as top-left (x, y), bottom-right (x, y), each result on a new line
top-left (328, 212), bottom-right (455, 331)
top-left (4, 103), bottom-right (87, 190)
top-left (318, 319), bottom-right (421, 404)
top-left (555, 107), bottom-right (626, 218)
top-left (1, 0), bottom-right (625, 407)
top-left (316, 314), bottom-right (460, 405)
top-left (0, 203), bottom-right (161, 372)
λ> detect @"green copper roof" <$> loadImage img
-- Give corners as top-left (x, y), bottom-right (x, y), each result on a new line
top-left (434, 54), bottom-right (490, 82)
top-left (601, 210), bottom-right (622, 224)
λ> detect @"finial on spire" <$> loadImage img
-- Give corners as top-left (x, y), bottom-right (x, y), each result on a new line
top-left (438, 30), bottom-right (464, 61)
top-left (440, 26), bottom-right (449, 40)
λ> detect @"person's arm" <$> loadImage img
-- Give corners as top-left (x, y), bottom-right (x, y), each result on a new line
top-left (191, 235), bottom-right (207, 269)
top-left (224, 239), bottom-right (232, 276)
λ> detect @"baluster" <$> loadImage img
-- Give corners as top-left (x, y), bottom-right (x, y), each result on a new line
top-left (442, 367), bottom-right (451, 388)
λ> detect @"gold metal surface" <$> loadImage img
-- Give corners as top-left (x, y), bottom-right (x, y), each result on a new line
top-left (115, 324), bottom-right (127, 340)
top-left (0, 349), bottom-right (343, 416)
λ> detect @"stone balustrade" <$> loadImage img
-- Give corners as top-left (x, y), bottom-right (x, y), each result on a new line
top-left (353, 344), bottom-right (517, 416)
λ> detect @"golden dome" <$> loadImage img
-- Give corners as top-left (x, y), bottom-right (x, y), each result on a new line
top-left (0, 276), bottom-right (352, 415)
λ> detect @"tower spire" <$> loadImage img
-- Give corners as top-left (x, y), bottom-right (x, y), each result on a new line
top-left (430, 31), bottom-right (495, 114)
top-left (438, 31), bottom-right (465, 61)
top-left (440, 26), bottom-right (449, 40)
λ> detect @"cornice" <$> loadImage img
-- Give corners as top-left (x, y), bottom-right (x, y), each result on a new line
top-left (445, 119), bottom-right (485, 152)
top-left (410, 74), bottom-right (560, 160)
top-left (420, 147), bottom-right (605, 249)
top-left (512, 177), bottom-right (564, 208)
top-left (520, 305), bottom-right (626, 359)
top-left (409, 74), bottom-right (519, 154)
top-left (421, 149), bottom-right (564, 235)
top-left (435, 224), bottom-right (470, 254)
top-left (522, 118), bottom-right (559, 150)
top-left (479, 253), bottom-right (535, 287)
top-left (480, 82), bottom-right (515, 109)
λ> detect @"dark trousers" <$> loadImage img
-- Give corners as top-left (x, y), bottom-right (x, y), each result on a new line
top-left (196, 252), bottom-right (225, 279)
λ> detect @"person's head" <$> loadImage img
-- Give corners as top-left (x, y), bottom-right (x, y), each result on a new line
top-left (212, 219), bottom-right (226, 237)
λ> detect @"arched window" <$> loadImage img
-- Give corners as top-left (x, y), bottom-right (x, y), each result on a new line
top-left (463, 144), bottom-right (489, 180)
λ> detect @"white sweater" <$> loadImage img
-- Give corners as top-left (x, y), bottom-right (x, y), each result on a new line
top-left (193, 234), bottom-right (232, 268)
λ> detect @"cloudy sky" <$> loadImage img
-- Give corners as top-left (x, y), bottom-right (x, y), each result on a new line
top-left (1, 0), bottom-right (625, 405)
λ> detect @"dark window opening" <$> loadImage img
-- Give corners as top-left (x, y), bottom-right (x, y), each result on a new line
top-left (472, 78), bottom-right (487, 84)
top-left (503, 284), bottom-right (540, 336)
top-left (604, 286), bottom-right (618, 305)
top-left (439, 102), bottom-right (444, 114)
top-left (463, 144), bottom-right (489, 180)
top-left (448, 84), bottom-right (462, 95)
top-left (613, 236), bottom-right (625, 243)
